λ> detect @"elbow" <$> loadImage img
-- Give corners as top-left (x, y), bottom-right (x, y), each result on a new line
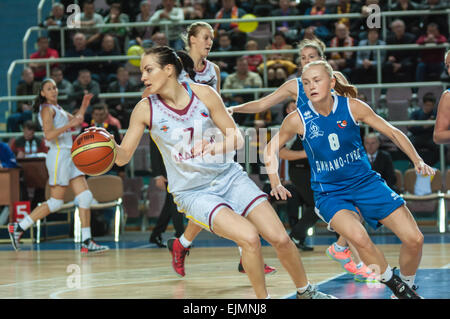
top-left (433, 132), bottom-right (442, 145)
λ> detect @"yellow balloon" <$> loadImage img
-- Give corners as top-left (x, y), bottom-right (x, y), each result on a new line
top-left (127, 45), bottom-right (144, 67)
top-left (238, 14), bottom-right (259, 33)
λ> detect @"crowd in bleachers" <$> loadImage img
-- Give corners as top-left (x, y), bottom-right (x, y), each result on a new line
top-left (6, 0), bottom-right (450, 169)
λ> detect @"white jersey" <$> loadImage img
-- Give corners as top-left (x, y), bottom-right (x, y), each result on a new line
top-left (148, 83), bottom-right (237, 193)
top-left (38, 103), bottom-right (73, 150)
top-left (178, 59), bottom-right (218, 91)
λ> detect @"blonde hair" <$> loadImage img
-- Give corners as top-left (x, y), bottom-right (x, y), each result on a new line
top-left (302, 61), bottom-right (358, 98)
top-left (297, 38), bottom-right (326, 59)
top-left (445, 49), bottom-right (450, 61)
top-left (181, 22), bottom-right (214, 51)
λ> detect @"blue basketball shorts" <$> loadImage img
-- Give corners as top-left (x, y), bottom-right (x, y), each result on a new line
top-left (314, 173), bottom-right (405, 230)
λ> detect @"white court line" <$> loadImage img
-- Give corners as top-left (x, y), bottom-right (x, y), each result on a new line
top-left (280, 272), bottom-right (346, 299)
top-left (441, 263), bottom-right (450, 269)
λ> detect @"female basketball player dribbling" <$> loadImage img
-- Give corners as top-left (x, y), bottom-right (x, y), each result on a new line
top-left (91, 46), bottom-right (335, 299)
top-left (264, 60), bottom-right (435, 299)
top-left (8, 78), bottom-right (109, 253)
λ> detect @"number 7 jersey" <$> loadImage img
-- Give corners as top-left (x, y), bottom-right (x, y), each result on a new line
top-left (147, 83), bottom-right (237, 194)
top-left (297, 94), bottom-right (375, 194)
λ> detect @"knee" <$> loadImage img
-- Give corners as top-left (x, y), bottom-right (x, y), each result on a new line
top-left (404, 231), bottom-right (424, 251)
top-left (348, 230), bottom-right (372, 250)
top-left (271, 233), bottom-right (292, 250)
top-left (240, 231), bottom-right (261, 252)
top-left (75, 190), bottom-right (93, 209)
top-left (47, 197), bottom-right (64, 213)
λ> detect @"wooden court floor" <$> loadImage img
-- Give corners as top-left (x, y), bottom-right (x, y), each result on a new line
top-left (0, 241), bottom-right (448, 299)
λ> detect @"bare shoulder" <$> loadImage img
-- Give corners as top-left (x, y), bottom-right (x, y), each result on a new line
top-left (283, 110), bottom-right (304, 135)
top-left (131, 97), bottom-right (151, 125)
top-left (189, 82), bottom-right (220, 101)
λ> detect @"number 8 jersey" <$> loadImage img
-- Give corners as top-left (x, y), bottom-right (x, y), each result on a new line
top-left (297, 93), bottom-right (375, 194)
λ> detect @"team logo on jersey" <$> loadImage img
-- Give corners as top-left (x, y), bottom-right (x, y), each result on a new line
top-left (303, 110), bottom-right (313, 120)
top-left (337, 120), bottom-right (347, 129)
top-left (160, 125), bottom-right (169, 132)
top-left (201, 111), bottom-right (209, 117)
top-left (308, 121), bottom-right (324, 139)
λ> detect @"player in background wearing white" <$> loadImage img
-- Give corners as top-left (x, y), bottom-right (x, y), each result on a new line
top-left (8, 78), bottom-right (109, 253)
top-left (170, 21), bottom-right (276, 276)
top-left (92, 46), bottom-right (335, 299)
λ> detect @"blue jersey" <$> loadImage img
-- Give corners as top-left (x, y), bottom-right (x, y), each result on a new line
top-left (297, 94), bottom-right (376, 194)
top-left (295, 77), bottom-right (308, 107)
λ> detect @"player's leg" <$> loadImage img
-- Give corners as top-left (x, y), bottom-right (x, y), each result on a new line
top-left (379, 205), bottom-right (423, 285)
top-left (212, 206), bottom-right (267, 299)
top-left (246, 201), bottom-right (335, 299)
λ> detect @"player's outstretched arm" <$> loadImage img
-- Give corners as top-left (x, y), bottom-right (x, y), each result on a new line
top-left (230, 79), bottom-right (297, 114)
top-left (350, 98), bottom-right (435, 176)
top-left (433, 91), bottom-right (450, 144)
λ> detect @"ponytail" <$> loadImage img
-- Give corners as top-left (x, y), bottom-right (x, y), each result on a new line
top-left (333, 71), bottom-right (358, 98)
top-left (176, 50), bottom-right (196, 81)
top-left (32, 78), bottom-right (55, 113)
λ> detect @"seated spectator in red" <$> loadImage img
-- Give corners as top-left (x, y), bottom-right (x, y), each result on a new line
top-left (10, 121), bottom-right (48, 159)
top-left (415, 22), bottom-right (447, 82)
top-left (29, 36), bottom-right (59, 81)
top-left (243, 40), bottom-right (263, 73)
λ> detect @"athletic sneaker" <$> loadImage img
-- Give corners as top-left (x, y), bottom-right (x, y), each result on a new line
top-left (382, 273), bottom-right (422, 299)
top-left (391, 285), bottom-right (421, 299)
top-left (238, 259), bottom-right (277, 276)
top-left (354, 264), bottom-right (378, 283)
top-left (326, 244), bottom-right (352, 269)
top-left (296, 284), bottom-right (337, 299)
top-left (167, 237), bottom-right (190, 277)
top-left (8, 222), bottom-right (23, 251)
top-left (81, 238), bottom-right (110, 253)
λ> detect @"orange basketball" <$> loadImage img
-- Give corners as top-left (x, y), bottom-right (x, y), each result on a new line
top-left (71, 130), bottom-right (117, 176)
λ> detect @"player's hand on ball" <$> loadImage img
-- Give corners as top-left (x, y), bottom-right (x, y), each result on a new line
top-left (270, 184), bottom-right (292, 200)
top-left (414, 160), bottom-right (435, 176)
top-left (85, 126), bottom-right (115, 142)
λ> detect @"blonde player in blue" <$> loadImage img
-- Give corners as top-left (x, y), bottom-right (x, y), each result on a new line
top-left (91, 46), bottom-right (335, 299)
top-left (264, 60), bottom-right (435, 299)
top-left (433, 49), bottom-right (450, 145)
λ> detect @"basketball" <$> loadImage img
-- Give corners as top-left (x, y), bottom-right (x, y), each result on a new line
top-left (71, 130), bottom-right (117, 176)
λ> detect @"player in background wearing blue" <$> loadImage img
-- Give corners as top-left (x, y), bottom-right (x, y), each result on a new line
top-left (264, 60), bottom-right (435, 299)
top-left (433, 49), bottom-right (450, 145)
top-left (231, 38), bottom-right (377, 283)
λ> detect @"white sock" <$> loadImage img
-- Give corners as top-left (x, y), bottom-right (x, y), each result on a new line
top-left (297, 282), bottom-right (310, 294)
top-left (400, 272), bottom-right (415, 288)
top-left (179, 234), bottom-right (192, 248)
top-left (380, 265), bottom-right (393, 282)
top-left (238, 246), bottom-right (242, 256)
top-left (19, 215), bottom-right (34, 231)
top-left (81, 227), bottom-right (91, 242)
top-left (356, 262), bottom-right (363, 269)
top-left (333, 242), bottom-right (348, 252)
top-left (265, 294), bottom-right (271, 299)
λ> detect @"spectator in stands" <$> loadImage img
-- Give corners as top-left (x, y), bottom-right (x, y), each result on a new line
top-left (211, 32), bottom-right (237, 83)
top-left (273, 0), bottom-right (301, 42)
top-left (258, 32), bottom-right (297, 85)
top-left (107, 67), bottom-right (141, 129)
top-left (352, 28), bottom-right (386, 84)
top-left (96, 34), bottom-right (123, 91)
top-left (415, 22), bottom-right (447, 82)
top-left (408, 92), bottom-right (439, 165)
top-left (223, 57), bottom-right (263, 125)
top-left (243, 40), bottom-right (263, 73)
top-left (327, 22), bottom-right (356, 80)
top-left (130, 0), bottom-right (155, 49)
top-left (70, 69), bottom-right (100, 113)
top-left (182, 0), bottom-right (212, 20)
top-left (330, 0), bottom-right (358, 31)
top-left (81, 103), bottom-right (124, 177)
top-left (102, 2), bottom-right (130, 51)
top-left (382, 19), bottom-right (417, 99)
top-left (388, 0), bottom-right (421, 37)
top-left (151, 31), bottom-right (169, 47)
top-left (50, 66), bottom-right (74, 110)
top-left (7, 68), bottom-right (39, 132)
top-left (213, 0), bottom-right (247, 50)
top-left (364, 132), bottom-right (399, 193)
top-left (29, 36), bottom-right (60, 81)
top-left (420, 0), bottom-right (449, 38)
top-left (349, 0), bottom-right (386, 40)
top-left (78, 0), bottom-right (104, 50)
top-left (149, 0), bottom-right (185, 50)
top-left (40, 2), bottom-right (68, 54)
top-left (301, 0), bottom-right (332, 42)
top-left (10, 120), bottom-right (48, 159)
top-left (65, 32), bottom-right (96, 82)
